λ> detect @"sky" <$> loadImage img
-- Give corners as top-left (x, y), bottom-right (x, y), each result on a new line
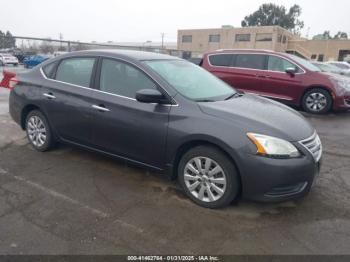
top-left (1, 0), bottom-right (350, 43)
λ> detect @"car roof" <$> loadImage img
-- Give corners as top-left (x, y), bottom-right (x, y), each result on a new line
top-left (205, 49), bottom-right (285, 55)
top-left (64, 49), bottom-right (181, 61)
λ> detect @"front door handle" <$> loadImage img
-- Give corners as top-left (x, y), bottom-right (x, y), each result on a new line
top-left (92, 105), bottom-right (110, 112)
top-left (43, 93), bottom-right (56, 99)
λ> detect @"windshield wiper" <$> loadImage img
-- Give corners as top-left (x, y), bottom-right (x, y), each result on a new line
top-left (195, 99), bottom-right (216, 102)
top-left (225, 92), bottom-right (242, 100)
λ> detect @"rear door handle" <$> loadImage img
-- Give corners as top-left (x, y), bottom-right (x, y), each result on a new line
top-left (92, 105), bottom-right (110, 112)
top-left (43, 93), bottom-right (56, 99)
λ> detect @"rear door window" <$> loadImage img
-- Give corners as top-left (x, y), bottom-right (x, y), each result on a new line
top-left (55, 58), bottom-right (95, 88)
top-left (234, 54), bottom-right (266, 70)
top-left (208, 54), bottom-right (234, 67)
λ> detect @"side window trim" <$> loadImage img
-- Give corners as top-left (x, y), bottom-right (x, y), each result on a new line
top-left (207, 53), bottom-right (305, 74)
top-left (96, 56), bottom-right (175, 104)
top-left (54, 56), bottom-right (98, 89)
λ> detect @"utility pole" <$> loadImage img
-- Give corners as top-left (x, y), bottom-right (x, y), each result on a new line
top-left (59, 33), bottom-right (63, 49)
top-left (161, 33), bottom-right (165, 49)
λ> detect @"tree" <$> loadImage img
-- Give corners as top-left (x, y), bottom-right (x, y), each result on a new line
top-left (40, 39), bottom-right (54, 54)
top-left (241, 3), bottom-right (304, 34)
top-left (0, 30), bottom-right (16, 49)
top-left (334, 31), bottom-right (348, 40)
top-left (312, 31), bottom-right (348, 40)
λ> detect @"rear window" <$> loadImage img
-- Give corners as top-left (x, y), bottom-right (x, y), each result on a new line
top-left (208, 54), bottom-right (234, 67)
top-left (234, 54), bottom-right (266, 70)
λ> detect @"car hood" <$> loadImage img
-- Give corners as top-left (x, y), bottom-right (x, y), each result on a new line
top-left (198, 94), bottom-right (315, 142)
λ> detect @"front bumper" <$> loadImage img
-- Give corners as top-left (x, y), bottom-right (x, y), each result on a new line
top-left (333, 91), bottom-right (350, 110)
top-left (238, 152), bottom-right (320, 202)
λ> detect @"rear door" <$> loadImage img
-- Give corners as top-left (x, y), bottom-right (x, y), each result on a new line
top-left (40, 57), bottom-right (98, 146)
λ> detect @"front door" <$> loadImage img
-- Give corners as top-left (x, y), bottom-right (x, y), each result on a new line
top-left (258, 55), bottom-right (303, 102)
top-left (90, 58), bottom-right (170, 169)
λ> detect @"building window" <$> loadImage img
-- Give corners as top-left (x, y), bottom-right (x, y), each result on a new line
top-left (235, 34), bottom-right (251, 42)
top-left (318, 54), bottom-right (324, 62)
top-left (256, 33), bottom-right (273, 42)
top-left (209, 34), bottom-right (220, 43)
top-left (311, 54), bottom-right (317, 60)
top-left (282, 36), bottom-right (287, 44)
top-left (278, 35), bottom-right (282, 43)
top-left (182, 35), bottom-right (192, 43)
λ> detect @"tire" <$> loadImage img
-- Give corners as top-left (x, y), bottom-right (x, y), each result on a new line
top-left (178, 146), bottom-right (240, 209)
top-left (302, 88), bottom-right (332, 114)
top-left (25, 110), bottom-right (54, 152)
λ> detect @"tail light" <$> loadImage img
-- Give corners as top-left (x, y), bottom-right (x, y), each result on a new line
top-left (9, 78), bottom-right (19, 89)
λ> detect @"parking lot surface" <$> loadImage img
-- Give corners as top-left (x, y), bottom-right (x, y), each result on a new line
top-left (0, 87), bottom-right (350, 255)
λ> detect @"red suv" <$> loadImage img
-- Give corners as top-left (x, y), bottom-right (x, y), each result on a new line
top-left (201, 49), bottom-right (350, 114)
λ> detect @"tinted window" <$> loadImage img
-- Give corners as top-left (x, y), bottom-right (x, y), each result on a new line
top-left (182, 35), bottom-right (192, 43)
top-left (100, 59), bottom-right (157, 99)
top-left (235, 34), bottom-right (251, 42)
top-left (56, 58), bottom-right (95, 87)
top-left (209, 35), bottom-right (220, 43)
top-left (256, 33), bottom-right (273, 42)
top-left (268, 56), bottom-right (300, 73)
top-left (42, 61), bottom-right (58, 79)
top-left (235, 54), bottom-right (266, 70)
top-left (208, 54), bottom-right (234, 67)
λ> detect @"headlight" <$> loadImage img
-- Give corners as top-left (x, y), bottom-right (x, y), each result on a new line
top-left (247, 133), bottom-right (301, 158)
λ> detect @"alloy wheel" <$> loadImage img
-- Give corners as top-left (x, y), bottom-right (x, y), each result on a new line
top-left (27, 116), bottom-right (47, 147)
top-left (184, 157), bottom-right (227, 203)
top-left (305, 92), bottom-right (327, 112)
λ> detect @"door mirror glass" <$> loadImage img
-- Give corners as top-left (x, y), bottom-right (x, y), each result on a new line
top-left (285, 67), bottom-right (297, 75)
top-left (136, 89), bottom-right (168, 104)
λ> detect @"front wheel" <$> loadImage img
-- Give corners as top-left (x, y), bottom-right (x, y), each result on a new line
top-left (178, 146), bottom-right (240, 209)
top-left (302, 88), bottom-right (332, 114)
top-left (25, 110), bottom-right (54, 152)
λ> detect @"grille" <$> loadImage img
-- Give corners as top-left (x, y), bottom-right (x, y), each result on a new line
top-left (299, 132), bottom-right (322, 162)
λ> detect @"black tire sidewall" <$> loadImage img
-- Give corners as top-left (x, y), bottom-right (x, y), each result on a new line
top-left (178, 146), bottom-right (239, 209)
top-left (25, 110), bottom-right (53, 152)
top-left (302, 88), bottom-right (332, 114)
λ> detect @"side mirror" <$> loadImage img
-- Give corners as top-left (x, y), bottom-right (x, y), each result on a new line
top-left (136, 89), bottom-right (168, 104)
top-left (285, 67), bottom-right (297, 76)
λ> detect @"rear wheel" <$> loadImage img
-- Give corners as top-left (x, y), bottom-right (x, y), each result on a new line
top-left (178, 146), bottom-right (239, 209)
top-left (302, 88), bottom-right (332, 114)
top-left (25, 110), bottom-right (54, 152)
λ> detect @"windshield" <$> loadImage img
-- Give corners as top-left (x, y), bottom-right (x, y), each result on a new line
top-left (285, 54), bottom-right (321, 72)
top-left (144, 60), bottom-right (236, 101)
